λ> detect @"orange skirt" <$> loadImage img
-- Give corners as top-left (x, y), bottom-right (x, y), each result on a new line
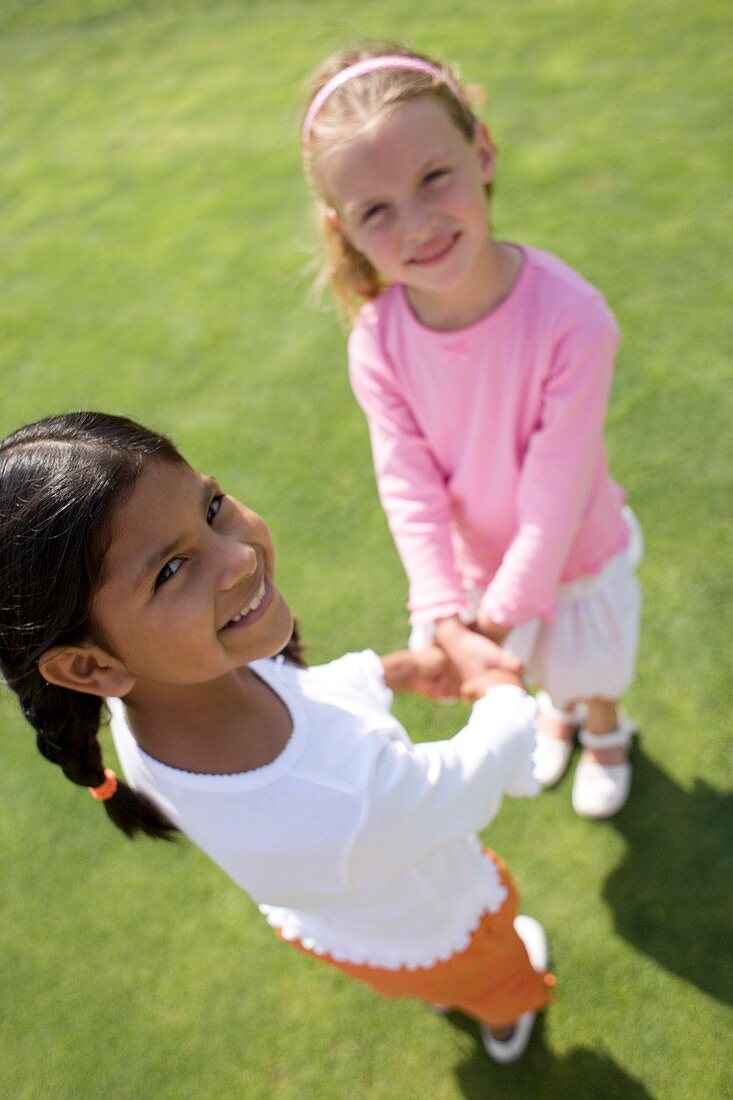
top-left (284, 851), bottom-right (555, 1028)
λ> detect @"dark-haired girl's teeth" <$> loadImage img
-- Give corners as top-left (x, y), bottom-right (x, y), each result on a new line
top-left (229, 579), bottom-right (266, 624)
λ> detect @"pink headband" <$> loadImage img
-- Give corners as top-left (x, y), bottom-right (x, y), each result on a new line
top-left (302, 55), bottom-right (446, 148)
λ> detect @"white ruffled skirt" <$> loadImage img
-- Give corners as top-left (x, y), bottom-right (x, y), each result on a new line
top-left (411, 508), bottom-right (643, 709)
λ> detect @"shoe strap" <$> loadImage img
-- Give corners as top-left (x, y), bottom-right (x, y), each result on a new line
top-left (578, 720), bottom-right (635, 750)
top-left (536, 690), bottom-right (579, 725)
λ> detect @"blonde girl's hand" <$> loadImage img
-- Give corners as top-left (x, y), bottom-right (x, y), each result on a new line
top-left (473, 610), bottom-right (512, 645)
top-left (381, 646), bottom-right (462, 699)
top-left (459, 667), bottom-right (525, 702)
top-left (434, 616), bottom-right (523, 685)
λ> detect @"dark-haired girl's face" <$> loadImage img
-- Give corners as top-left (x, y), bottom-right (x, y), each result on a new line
top-left (91, 460), bottom-right (293, 690)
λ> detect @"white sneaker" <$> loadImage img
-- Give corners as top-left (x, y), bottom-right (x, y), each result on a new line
top-left (514, 915), bottom-right (549, 974)
top-left (571, 718), bottom-right (636, 819)
top-left (480, 916), bottom-right (548, 1064)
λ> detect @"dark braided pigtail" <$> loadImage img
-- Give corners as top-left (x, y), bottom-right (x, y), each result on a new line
top-left (21, 678), bottom-right (177, 839)
top-left (0, 412), bottom-right (186, 840)
top-left (278, 620), bottom-right (307, 669)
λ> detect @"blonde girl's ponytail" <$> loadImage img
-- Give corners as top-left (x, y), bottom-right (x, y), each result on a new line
top-left (318, 212), bottom-right (384, 318)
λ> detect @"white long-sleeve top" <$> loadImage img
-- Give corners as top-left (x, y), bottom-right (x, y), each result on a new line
top-left (108, 651), bottom-right (537, 970)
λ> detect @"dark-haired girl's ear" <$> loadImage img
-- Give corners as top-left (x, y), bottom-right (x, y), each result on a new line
top-left (39, 644), bottom-right (135, 699)
top-left (472, 121), bottom-right (496, 185)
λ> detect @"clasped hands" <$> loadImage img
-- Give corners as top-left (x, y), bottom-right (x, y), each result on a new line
top-left (382, 612), bottom-right (523, 702)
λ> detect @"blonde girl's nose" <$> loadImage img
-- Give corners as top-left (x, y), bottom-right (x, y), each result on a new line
top-left (401, 198), bottom-right (435, 241)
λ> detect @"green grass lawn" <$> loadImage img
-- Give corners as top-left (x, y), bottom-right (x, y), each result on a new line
top-left (1, 1), bottom-right (731, 1096)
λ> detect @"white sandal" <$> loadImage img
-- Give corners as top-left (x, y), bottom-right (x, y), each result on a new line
top-left (533, 692), bottom-right (579, 788)
top-left (571, 717), bottom-right (636, 819)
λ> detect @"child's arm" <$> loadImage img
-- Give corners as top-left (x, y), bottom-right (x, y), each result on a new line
top-left (479, 300), bottom-right (621, 628)
top-left (472, 612), bottom-right (511, 646)
top-left (433, 614), bottom-right (521, 688)
top-left (349, 319), bottom-right (522, 689)
top-left (349, 321), bottom-right (467, 630)
top-left (347, 683), bottom-right (539, 888)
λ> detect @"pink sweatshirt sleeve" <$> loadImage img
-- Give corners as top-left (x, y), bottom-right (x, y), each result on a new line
top-left (480, 299), bottom-right (621, 625)
top-left (348, 319), bottom-right (465, 623)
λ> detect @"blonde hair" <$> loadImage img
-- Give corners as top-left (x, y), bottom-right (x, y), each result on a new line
top-left (302, 42), bottom-right (487, 319)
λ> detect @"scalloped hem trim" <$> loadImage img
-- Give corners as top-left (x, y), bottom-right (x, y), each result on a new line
top-left (261, 853), bottom-right (509, 971)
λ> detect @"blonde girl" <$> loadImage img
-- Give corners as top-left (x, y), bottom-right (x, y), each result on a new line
top-left (0, 411), bottom-right (554, 1065)
top-left (301, 42), bottom-right (643, 819)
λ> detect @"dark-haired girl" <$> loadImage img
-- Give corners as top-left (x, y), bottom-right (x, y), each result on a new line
top-left (0, 412), bottom-right (553, 1064)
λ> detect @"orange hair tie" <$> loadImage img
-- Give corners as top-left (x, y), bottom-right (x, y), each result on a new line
top-left (88, 768), bottom-right (118, 801)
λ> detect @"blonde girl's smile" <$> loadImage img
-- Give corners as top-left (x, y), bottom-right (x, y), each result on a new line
top-left (406, 230), bottom-right (462, 267)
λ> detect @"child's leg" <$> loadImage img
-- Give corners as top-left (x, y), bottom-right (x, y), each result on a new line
top-left (452, 910), bottom-right (552, 1029)
top-left (572, 697), bottom-right (636, 818)
top-left (533, 516), bottom-right (642, 808)
top-left (283, 852), bottom-right (554, 1038)
top-left (503, 620), bottom-right (578, 787)
top-left (533, 691), bottom-right (580, 787)
top-left (581, 697), bottom-right (627, 764)
top-left (538, 694), bottom-right (577, 741)
top-left (430, 855), bottom-right (554, 1064)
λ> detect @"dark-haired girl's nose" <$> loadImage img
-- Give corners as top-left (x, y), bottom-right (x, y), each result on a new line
top-left (219, 540), bottom-right (258, 591)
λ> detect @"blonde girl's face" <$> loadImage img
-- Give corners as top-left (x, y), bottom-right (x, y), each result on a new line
top-left (92, 459), bottom-right (294, 688)
top-left (321, 95), bottom-right (496, 320)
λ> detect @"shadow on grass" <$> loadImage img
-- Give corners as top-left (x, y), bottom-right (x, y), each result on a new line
top-left (446, 1013), bottom-right (652, 1098)
top-left (604, 743), bottom-right (733, 1005)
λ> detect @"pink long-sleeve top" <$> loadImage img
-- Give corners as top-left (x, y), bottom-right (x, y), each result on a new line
top-left (348, 244), bottom-right (630, 627)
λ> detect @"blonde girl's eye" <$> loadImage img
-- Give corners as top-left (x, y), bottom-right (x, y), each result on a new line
top-left (155, 557), bottom-right (184, 590)
top-left (207, 494), bottom-right (224, 523)
top-left (362, 202), bottom-right (387, 225)
top-left (424, 167), bottom-right (449, 186)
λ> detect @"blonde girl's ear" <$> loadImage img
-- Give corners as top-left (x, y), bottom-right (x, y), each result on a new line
top-left (325, 206), bottom-right (342, 230)
top-left (39, 643), bottom-right (135, 699)
top-left (325, 205), bottom-right (358, 250)
top-left (472, 121), bottom-right (496, 185)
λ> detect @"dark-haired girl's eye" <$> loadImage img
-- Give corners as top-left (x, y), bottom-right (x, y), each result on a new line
top-left (424, 168), bottom-right (448, 185)
top-left (155, 557), bottom-right (184, 589)
top-left (207, 494), bottom-right (224, 523)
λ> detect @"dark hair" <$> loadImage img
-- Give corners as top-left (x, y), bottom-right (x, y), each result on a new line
top-left (0, 412), bottom-right (305, 840)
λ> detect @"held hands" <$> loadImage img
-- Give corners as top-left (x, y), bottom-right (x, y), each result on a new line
top-left (434, 615), bottom-right (524, 701)
top-left (381, 621), bottom-right (538, 799)
top-left (473, 609), bottom-right (511, 646)
top-left (380, 647), bottom-right (463, 700)
top-left (381, 616), bottom-right (524, 702)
